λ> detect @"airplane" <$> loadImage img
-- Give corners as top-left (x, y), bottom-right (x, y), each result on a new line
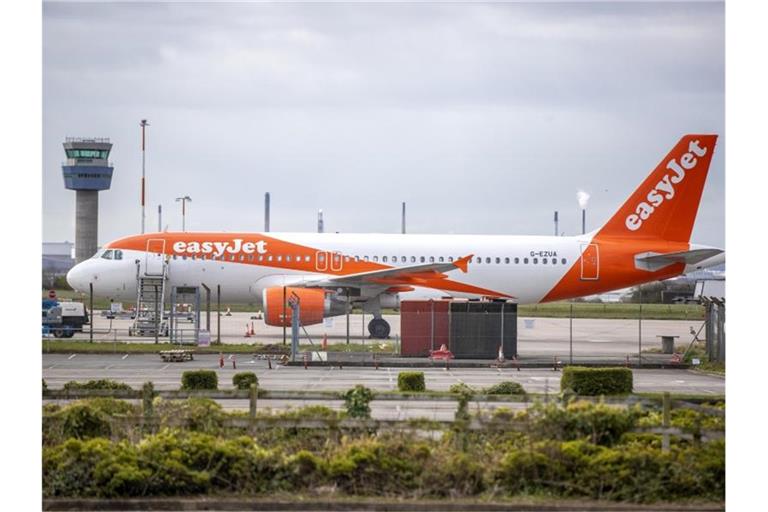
top-left (66, 134), bottom-right (724, 339)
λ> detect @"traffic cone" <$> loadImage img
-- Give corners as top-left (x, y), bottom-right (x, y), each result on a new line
top-left (322, 334), bottom-right (328, 351)
top-left (249, 322), bottom-right (255, 336)
top-left (497, 344), bottom-right (505, 363)
top-left (219, 353), bottom-right (224, 368)
top-left (232, 356), bottom-right (237, 370)
top-left (244, 324), bottom-right (252, 338)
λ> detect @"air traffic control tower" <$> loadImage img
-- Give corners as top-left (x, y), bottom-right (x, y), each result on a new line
top-left (62, 137), bottom-right (114, 263)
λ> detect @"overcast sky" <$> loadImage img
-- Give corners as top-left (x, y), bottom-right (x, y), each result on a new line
top-left (42, 1), bottom-right (725, 248)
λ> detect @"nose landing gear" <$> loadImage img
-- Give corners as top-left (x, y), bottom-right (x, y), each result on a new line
top-left (368, 317), bottom-right (391, 339)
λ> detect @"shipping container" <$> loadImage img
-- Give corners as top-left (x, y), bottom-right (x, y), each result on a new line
top-left (449, 300), bottom-right (517, 359)
top-left (400, 300), bottom-right (450, 356)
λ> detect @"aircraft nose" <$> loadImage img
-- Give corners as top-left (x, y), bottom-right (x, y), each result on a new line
top-left (66, 262), bottom-right (89, 292)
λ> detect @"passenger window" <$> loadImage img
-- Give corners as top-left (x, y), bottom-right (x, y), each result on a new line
top-left (439, 256), bottom-right (444, 263)
top-left (401, 256), bottom-right (406, 263)
top-left (373, 256), bottom-right (379, 262)
top-left (364, 256), bottom-right (369, 261)
top-left (249, 255), bottom-right (254, 261)
top-left (552, 258), bottom-right (556, 265)
top-left (429, 256), bottom-right (435, 263)
top-left (345, 256), bottom-right (350, 262)
top-left (182, 255), bottom-right (187, 261)
top-left (382, 256), bottom-right (388, 263)
top-left (172, 255), bottom-right (177, 260)
top-left (561, 258), bottom-right (567, 265)
top-left (305, 255), bottom-right (311, 262)
top-left (495, 257), bottom-right (500, 264)
top-left (523, 258), bottom-right (529, 264)
top-left (230, 255), bottom-right (236, 261)
top-left (476, 257), bottom-right (482, 264)
top-left (448, 256), bottom-right (454, 262)
top-left (486, 257), bottom-right (491, 264)
top-left (420, 256), bottom-right (425, 263)
top-left (411, 256), bottom-right (416, 263)
top-left (258, 255), bottom-right (264, 262)
top-left (267, 255), bottom-right (273, 262)
top-left (543, 258), bottom-right (548, 264)
top-left (533, 258), bottom-right (538, 264)
top-left (318, 254), bottom-right (325, 262)
top-left (514, 257), bottom-right (519, 264)
top-left (286, 255), bottom-right (292, 262)
top-left (504, 257), bottom-right (509, 264)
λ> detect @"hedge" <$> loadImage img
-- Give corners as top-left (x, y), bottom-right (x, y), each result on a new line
top-left (63, 379), bottom-right (132, 391)
top-left (397, 371), bottom-right (425, 392)
top-left (181, 370), bottom-right (218, 390)
top-left (561, 367), bottom-right (633, 395)
top-left (232, 372), bottom-right (258, 390)
top-left (42, 431), bottom-right (724, 502)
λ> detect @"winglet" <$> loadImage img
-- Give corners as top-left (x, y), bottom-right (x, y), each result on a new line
top-left (455, 254), bottom-right (473, 273)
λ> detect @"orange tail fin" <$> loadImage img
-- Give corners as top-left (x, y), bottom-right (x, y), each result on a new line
top-left (598, 134), bottom-right (718, 243)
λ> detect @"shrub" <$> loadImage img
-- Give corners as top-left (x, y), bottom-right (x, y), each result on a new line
top-left (43, 379), bottom-right (48, 392)
top-left (153, 397), bottom-right (225, 433)
top-left (522, 401), bottom-right (639, 446)
top-left (63, 380), bottom-right (132, 391)
top-left (181, 370), bottom-right (218, 390)
top-left (449, 382), bottom-right (475, 395)
top-left (343, 385), bottom-right (374, 419)
top-left (484, 381), bottom-right (526, 395)
top-left (397, 371), bottom-right (425, 392)
top-left (232, 372), bottom-right (259, 390)
top-left (561, 367), bottom-right (633, 395)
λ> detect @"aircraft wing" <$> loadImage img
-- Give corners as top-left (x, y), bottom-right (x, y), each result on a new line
top-left (634, 248), bottom-right (724, 272)
top-left (301, 254), bottom-right (474, 289)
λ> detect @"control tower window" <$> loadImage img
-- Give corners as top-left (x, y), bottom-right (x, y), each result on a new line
top-left (66, 149), bottom-right (109, 159)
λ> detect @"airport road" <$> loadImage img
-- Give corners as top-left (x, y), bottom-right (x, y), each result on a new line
top-left (69, 311), bottom-right (701, 357)
top-left (43, 353), bottom-right (724, 395)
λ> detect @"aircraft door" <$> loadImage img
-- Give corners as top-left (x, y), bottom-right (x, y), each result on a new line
top-left (331, 252), bottom-right (343, 272)
top-left (580, 243), bottom-right (599, 281)
top-left (145, 239), bottom-right (166, 276)
top-left (315, 251), bottom-right (328, 272)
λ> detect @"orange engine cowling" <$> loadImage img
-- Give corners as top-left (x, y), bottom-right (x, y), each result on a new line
top-left (262, 287), bottom-right (327, 327)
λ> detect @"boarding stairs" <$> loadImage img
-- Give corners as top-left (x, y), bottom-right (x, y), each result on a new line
top-left (130, 260), bottom-right (169, 337)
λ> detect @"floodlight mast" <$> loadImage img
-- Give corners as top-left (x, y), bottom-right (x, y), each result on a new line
top-left (140, 119), bottom-right (149, 234)
top-left (175, 196), bottom-right (192, 232)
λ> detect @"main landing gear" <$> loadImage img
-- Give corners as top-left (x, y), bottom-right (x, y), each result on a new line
top-left (368, 317), bottom-right (391, 339)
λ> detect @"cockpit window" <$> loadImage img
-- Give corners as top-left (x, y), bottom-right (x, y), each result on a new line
top-left (91, 249), bottom-right (104, 259)
top-left (114, 250), bottom-right (123, 260)
top-left (101, 250), bottom-right (114, 260)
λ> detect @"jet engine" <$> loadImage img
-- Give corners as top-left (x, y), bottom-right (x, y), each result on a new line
top-left (262, 287), bottom-right (327, 327)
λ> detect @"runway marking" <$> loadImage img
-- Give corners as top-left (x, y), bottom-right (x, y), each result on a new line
top-left (105, 366), bottom-right (113, 370)
top-left (122, 354), bottom-right (129, 360)
top-left (161, 364), bottom-right (170, 370)
top-left (68, 354), bottom-right (77, 360)
top-left (48, 365), bottom-right (56, 370)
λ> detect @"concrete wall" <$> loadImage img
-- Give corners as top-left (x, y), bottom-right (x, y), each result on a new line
top-left (75, 190), bottom-right (98, 263)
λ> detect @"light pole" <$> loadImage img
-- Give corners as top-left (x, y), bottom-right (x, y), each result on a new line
top-left (140, 119), bottom-right (149, 234)
top-left (175, 196), bottom-right (191, 232)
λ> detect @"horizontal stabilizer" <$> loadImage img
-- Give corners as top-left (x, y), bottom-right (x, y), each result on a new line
top-left (634, 248), bottom-right (724, 272)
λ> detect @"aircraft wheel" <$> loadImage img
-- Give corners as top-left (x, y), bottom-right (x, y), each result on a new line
top-left (368, 318), bottom-right (390, 339)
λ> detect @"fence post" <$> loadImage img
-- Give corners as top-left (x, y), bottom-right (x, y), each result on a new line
top-left (249, 383), bottom-right (258, 433)
top-left (662, 392), bottom-right (671, 452)
top-left (716, 301), bottom-right (725, 363)
top-left (569, 303), bottom-right (573, 365)
top-left (638, 303), bottom-right (643, 367)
